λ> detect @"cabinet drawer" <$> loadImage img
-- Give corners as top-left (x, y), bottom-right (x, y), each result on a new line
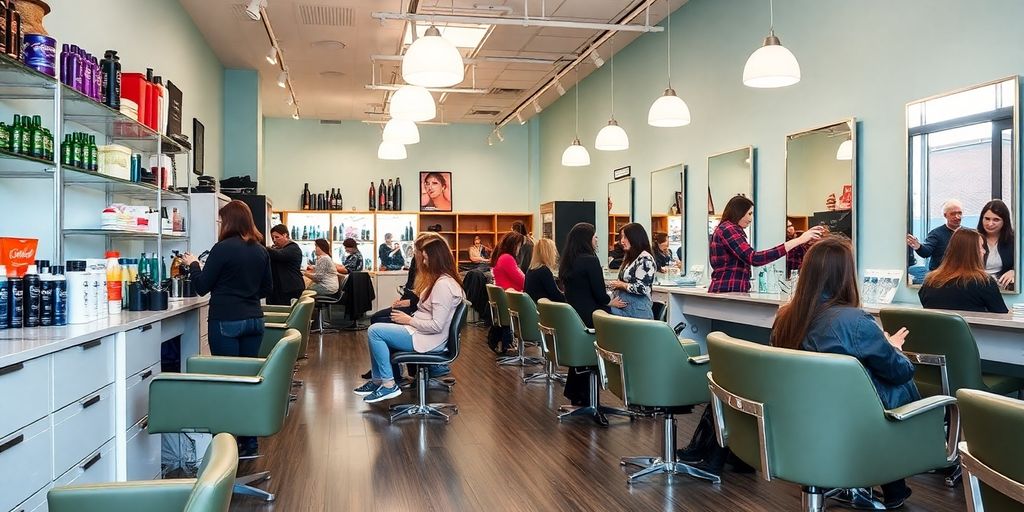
top-left (126, 322), bottom-right (162, 378)
top-left (163, 314), bottom-right (185, 339)
top-left (0, 355), bottom-right (50, 439)
top-left (126, 363), bottom-right (160, 429)
top-left (0, 418), bottom-right (52, 512)
top-left (52, 384), bottom-right (114, 479)
top-left (11, 482), bottom-right (49, 512)
top-left (52, 336), bottom-right (114, 411)
top-left (126, 419), bottom-right (162, 481)
top-left (53, 438), bottom-right (115, 488)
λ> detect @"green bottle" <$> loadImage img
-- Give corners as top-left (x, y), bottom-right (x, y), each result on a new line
top-left (43, 129), bottom-right (52, 160)
top-left (88, 135), bottom-right (98, 171)
top-left (60, 134), bottom-right (70, 165)
top-left (20, 117), bottom-right (30, 155)
top-left (10, 115), bottom-right (21, 154)
top-left (73, 133), bottom-right (84, 169)
top-left (30, 116), bottom-right (43, 158)
top-left (0, 123), bottom-right (9, 151)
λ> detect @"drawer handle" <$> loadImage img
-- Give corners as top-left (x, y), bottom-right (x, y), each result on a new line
top-left (82, 394), bottom-right (101, 408)
top-left (140, 417), bottom-right (149, 429)
top-left (0, 362), bottom-right (24, 377)
top-left (140, 324), bottom-right (153, 332)
top-left (81, 340), bottom-right (102, 350)
top-left (0, 434), bottom-right (24, 454)
top-left (81, 452), bottom-right (102, 471)
top-left (141, 370), bottom-right (153, 380)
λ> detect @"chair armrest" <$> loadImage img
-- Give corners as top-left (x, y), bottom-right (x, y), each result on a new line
top-left (187, 356), bottom-right (265, 376)
top-left (265, 322), bottom-right (288, 330)
top-left (688, 354), bottom-right (710, 365)
top-left (48, 480), bottom-right (195, 512)
top-left (263, 312), bottom-right (289, 322)
top-left (585, 328), bottom-right (596, 334)
top-left (262, 305), bottom-right (292, 314)
top-left (152, 373), bottom-right (263, 385)
top-left (148, 373), bottom-right (273, 435)
top-left (885, 395), bottom-right (956, 421)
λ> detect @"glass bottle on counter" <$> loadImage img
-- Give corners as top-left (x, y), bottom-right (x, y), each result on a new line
top-left (394, 177), bottom-right (402, 211)
top-left (369, 182), bottom-right (376, 211)
top-left (301, 183), bottom-right (311, 210)
top-left (378, 179), bottom-right (387, 211)
top-left (88, 135), bottom-right (98, 170)
top-left (386, 179), bottom-right (394, 210)
top-left (10, 113), bottom-right (20, 154)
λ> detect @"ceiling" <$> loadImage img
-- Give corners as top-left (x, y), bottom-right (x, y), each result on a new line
top-left (179, 0), bottom-right (676, 124)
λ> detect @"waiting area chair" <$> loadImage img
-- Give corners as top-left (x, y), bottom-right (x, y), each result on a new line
top-left (505, 290), bottom-right (547, 370)
top-left (47, 432), bottom-right (238, 512)
top-left (706, 331), bottom-right (958, 511)
top-left (537, 299), bottom-right (631, 426)
top-left (593, 311), bottom-right (720, 484)
top-left (388, 301), bottom-right (468, 423)
top-left (148, 329), bottom-right (302, 502)
top-left (957, 388), bottom-right (1024, 512)
top-left (311, 275), bottom-right (345, 334)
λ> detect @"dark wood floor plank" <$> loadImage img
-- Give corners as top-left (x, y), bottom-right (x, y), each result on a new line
top-left (230, 324), bottom-right (967, 511)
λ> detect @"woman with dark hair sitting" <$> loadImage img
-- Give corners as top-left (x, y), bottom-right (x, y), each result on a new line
top-left (919, 228), bottom-right (1008, 313)
top-left (652, 231), bottom-right (673, 272)
top-left (977, 199), bottom-right (1015, 290)
top-left (491, 231), bottom-right (526, 292)
top-left (304, 238), bottom-right (339, 296)
top-left (608, 223), bottom-right (656, 319)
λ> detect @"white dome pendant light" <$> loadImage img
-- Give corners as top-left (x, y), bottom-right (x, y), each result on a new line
top-left (383, 118), bottom-right (420, 145)
top-left (836, 139), bottom-right (853, 160)
top-left (377, 140), bottom-right (407, 160)
top-left (648, 0), bottom-right (691, 128)
top-left (389, 85), bottom-right (436, 122)
top-left (402, 25), bottom-right (465, 88)
top-left (743, 0), bottom-right (801, 88)
top-left (562, 68), bottom-right (591, 167)
top-left (595, 37), bottom-right (629, 151)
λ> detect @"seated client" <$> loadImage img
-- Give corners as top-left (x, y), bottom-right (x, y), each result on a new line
top-left (918, 228), bottom-right (1008, 314)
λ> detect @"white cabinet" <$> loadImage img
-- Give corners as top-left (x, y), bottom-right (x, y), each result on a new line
top-left (53, 438), bottom-right (116, 488)
top-left (52, 384), bottom-right (114, 479)
top-left (126, 363), bottom-right (160, 428)
top-left (125, 322), bottom-right (162, 377)
top-left (52, 336), bottom-right (114, 411)
top-left (126, 420), bottom-right (162, 481)
top-left (0, 355), bottom-right (50, 439)
top-left (0, 418), bottom-right (52, 512)
top-left (10, 483), bottom-right (50, 512)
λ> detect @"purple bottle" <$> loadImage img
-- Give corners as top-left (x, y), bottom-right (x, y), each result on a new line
top-left (84, 53), bottom-right (94, 98)
top-left (93, 56), bottom-right (102, 100)
top-left (70, 45), bottom-right (81, 91)
top-left (59, 43), bottom-right (68, 84)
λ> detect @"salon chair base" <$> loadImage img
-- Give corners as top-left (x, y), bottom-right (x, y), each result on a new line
top-left (523, 361), bottom-right (567, 384)
top-left (234, 471), bottom-right (274, 502)
top-left (619, 415), bottom-right (721, 484)
top-left (389, 367), bottom-right (460, 423)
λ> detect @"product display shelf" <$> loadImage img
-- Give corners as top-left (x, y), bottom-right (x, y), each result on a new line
top-left (651, 214), bottom-right (669, 235)
top-left (63, 166), bottom-right (189, 201)
top-left (0, 51), bottom-right (59, 98)
top-left (608, 214), bottom-right (630, 248)
top-left (0, 147), bottom-right (56, 176)
top-left (61, 83), bottom-right (161, 154)
top-left (63, 229), bottom-right (188, 240)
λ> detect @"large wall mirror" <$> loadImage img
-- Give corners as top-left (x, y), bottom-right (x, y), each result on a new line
top-left (708, 147), bottom-right (754, 242)
top-left (906, 76), bottom-right (1019, 293)
top-left (607, 177), bottom-right (634, 261)
top-left (786, 119), bottom-right (857, 275)
top-left (650, 164), bottom-right (686, 272)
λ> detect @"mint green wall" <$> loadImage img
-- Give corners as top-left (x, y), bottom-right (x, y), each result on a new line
top-left (262, 119), bottom-right (535, 213)
top-left (223, 69), bottom-right (261, 181)
top-left (538, 0), bottom-right (1024, 304)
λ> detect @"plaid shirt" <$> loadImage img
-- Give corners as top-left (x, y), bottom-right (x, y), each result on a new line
top-left (708, 221), bottom-right (786, 293)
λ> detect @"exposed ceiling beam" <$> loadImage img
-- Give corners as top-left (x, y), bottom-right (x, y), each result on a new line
top-left (365, 84), bottom-right (489, 94)
top-left (370, 12), bottom-right (665, 33)
top-left (370, 54), bottom-right (565, 66)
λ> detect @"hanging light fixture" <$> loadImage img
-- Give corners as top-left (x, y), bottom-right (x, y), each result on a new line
top-left (562, 68), bottom-right (591, 167)
top-left (742, 0), bottom-right (800, 88)
top-left (388, 85), bottom-right (436, 122)
top-left (648, 0), bottom-right (691, 127)
top-left (265, 46), bottom-right (278, 65)
top-left (377, 140), bottom-right (407, 160)
top-left (383, 118), bottom-right (420, 145)
top-left (402, 25), bottom-right (465, 88)
top-left (533, 101), bottom-right (542, 114)
top-left (836, 139), bottom-right (853, 160)
top-left (276, 71), bottom-right (287, 88)
top-left (596, 37), bottom-right (628, 151)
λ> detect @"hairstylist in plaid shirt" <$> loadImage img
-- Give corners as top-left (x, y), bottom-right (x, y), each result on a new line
top-left (709, 196), bottom-right (822, 293)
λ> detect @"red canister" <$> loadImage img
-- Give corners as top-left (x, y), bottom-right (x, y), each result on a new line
top-left (121, 73), bottom-right (147, 127)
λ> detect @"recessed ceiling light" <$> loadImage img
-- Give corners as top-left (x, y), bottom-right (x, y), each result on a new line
top-left (319, 71), bottom-right (346, 79)
top-left (311, 40), bottom-right (347, 50)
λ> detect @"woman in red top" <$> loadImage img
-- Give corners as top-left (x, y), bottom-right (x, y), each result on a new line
top-left (709, 196), bottom-right (820, 293)
top-left (491, 231), bottom-right (525, 291)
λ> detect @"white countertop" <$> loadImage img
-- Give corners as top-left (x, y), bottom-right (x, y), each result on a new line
top-left (0, 297), bottom-right (209, 367)
top-left (653, 285), bottom-right (1024, 331)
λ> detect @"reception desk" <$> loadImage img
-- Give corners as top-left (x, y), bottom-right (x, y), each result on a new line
top-left (653, 286), bottom-right (1024, 372)
top-left (0, 297), bottom-right (209, 512)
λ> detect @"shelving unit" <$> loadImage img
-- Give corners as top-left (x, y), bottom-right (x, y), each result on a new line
top-left (608, 214), bottom-right (630, 250)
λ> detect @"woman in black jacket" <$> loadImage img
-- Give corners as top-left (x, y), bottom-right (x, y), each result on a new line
top-left (524, 238), bottom-right (564, 304)
top-left (978, 199), bottom-right (1015, 290)
top-left (267, 224), bottom-right (304, 305)
top-left (919, 228), bottom-right (1008, 313)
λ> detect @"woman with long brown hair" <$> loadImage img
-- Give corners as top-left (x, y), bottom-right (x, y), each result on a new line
top-left (770, 237), bottom-right (918, 509)
top-left (608, 223), bottom-right (656, 319)
top-left (491, 231), bottom-right (525, 292)
top-left (919, 229), bottom-right (1008, 313)
top-left (977, 199), bottom-right (1015, 289)
top-left (355, 235), bottom-right (465, 403)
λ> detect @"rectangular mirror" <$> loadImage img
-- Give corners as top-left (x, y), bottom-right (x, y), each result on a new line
top-left (607, 177), bottom-right (634, 263)
top-left (906, 76), bottom-right (1019, 293)
top-left (707, 147), bottom-right (754, 242)
top-left (786, 119), bottom-right (857, 276)
top-left (650, 164), bottom-right (686, 272)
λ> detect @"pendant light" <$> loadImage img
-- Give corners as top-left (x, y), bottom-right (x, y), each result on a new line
top-left (836, 139), bottom-right (853, 160)
top-left (377, 140), bottom-right (407, 160)
top-left (402, 25), bottom-right (465, 88)
top-left (383, 118), bottom-right (420, 145)
top-left (647, 0), bottom-right (691, 128)
top-left (742, 0), bottom-right (800, 88)
top-left (389, 85), bottom-right (436, 122)
top-left (596, 38), bottom-right (629, 151)
top-left (562, 68), bottom-right (591, 167)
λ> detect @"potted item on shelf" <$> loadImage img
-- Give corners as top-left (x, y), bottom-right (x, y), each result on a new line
top-left (14, 0), bottom-right (49, 35)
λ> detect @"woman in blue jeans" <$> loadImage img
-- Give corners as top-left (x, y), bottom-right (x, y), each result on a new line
top-left (354, 235), bottom-right (465, 403)
top-left (608, 223), bottom-right (656, 319)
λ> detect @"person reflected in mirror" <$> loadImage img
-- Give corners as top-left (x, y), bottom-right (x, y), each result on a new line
top-left (378, 233), bottom-right (405, 271)
top-left (785, 219), bottom-right (806, 276)
top-left (608, 241), bottom-right (625, 270)
top-left (304, 238), bottom-right (339, 296)
top-left (771, 237), bottom-right (919, 509)
top-left (335, 238), bottom-right (364, 275)
top-left (468, 235), bottom-right (491, 267)
top-left (708, 196), bottom-right (822, 293)
top-left (652, 232), bottom-right (674, 272)
top-left (906, 199), bottom-right (962, 271)
top-left (918, 229), bottom-right (1008, 313)
top-left (608, 223), bottom-right (656, 319)
top-left (977, 199), bottom-right (1015, 290)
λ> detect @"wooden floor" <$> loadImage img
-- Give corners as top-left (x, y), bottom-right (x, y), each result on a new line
top-left (232, 324), bottom-right (968, 512)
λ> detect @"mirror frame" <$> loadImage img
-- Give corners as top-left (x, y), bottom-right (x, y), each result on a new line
top-left (607, 176), bottom-right (635, 260)
top-left (904, 76), bottom-right (1020, 293)
top-left (650, 163), bottom-right (687, 270)
top-left (784, 117), bottom-right (858, 260)
top-left (707, 146), bottom-right (755, 246)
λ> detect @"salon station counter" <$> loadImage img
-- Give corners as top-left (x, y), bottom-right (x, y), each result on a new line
top-left (0, 297), bottom-right (209, 512)
top-left (652, 286), bottom-right (1024, 373)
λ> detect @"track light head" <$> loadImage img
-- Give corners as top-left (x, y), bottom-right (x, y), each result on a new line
top-left (277, 71), bottom-right (287, 88)
top-left (495, 129), bottom-right (504, 143)
top-left (265, 46), bottom-right (278, 65)
top-left (516, 112), bottom-right (525, 125)
top-left (245, 0), bottom-right (266, 20)
top-left (533, 101), bottom-right (542, 114)
top-left (555, 81), bottom-right (566, 96)
top-left (590, 51), bottom-right (604, 68)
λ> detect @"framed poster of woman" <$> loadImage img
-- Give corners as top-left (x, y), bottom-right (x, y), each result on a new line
top-left (420, 171), bottom-right (453, 212)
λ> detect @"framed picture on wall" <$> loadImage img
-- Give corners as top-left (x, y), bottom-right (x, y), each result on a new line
top-left (420, 171), bottom-right (453, 212)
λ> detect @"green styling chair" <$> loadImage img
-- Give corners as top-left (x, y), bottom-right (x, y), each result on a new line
top-left (47, 433), bottom-right (238, 512)
top-left (504, 290), bottom-right (547, 370)
top-left (958, 389), bottom-right (1024, 512)
top-left (260, 296), bottom-right (315, 358)
top-left (592, 311), bottom-right (720, 484)
top-left (262, 290), bottom-right (317, 317)
top-left (706, 331), bottom-right (958, 512)
top-left (536, 299), bottom-right (631, 426)
top-left (148, 329), bottom-right (302, 502)
top-left (486, 284), bottom-right (516, 363)
top-left (509, 291), bottom-right (567, 385)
